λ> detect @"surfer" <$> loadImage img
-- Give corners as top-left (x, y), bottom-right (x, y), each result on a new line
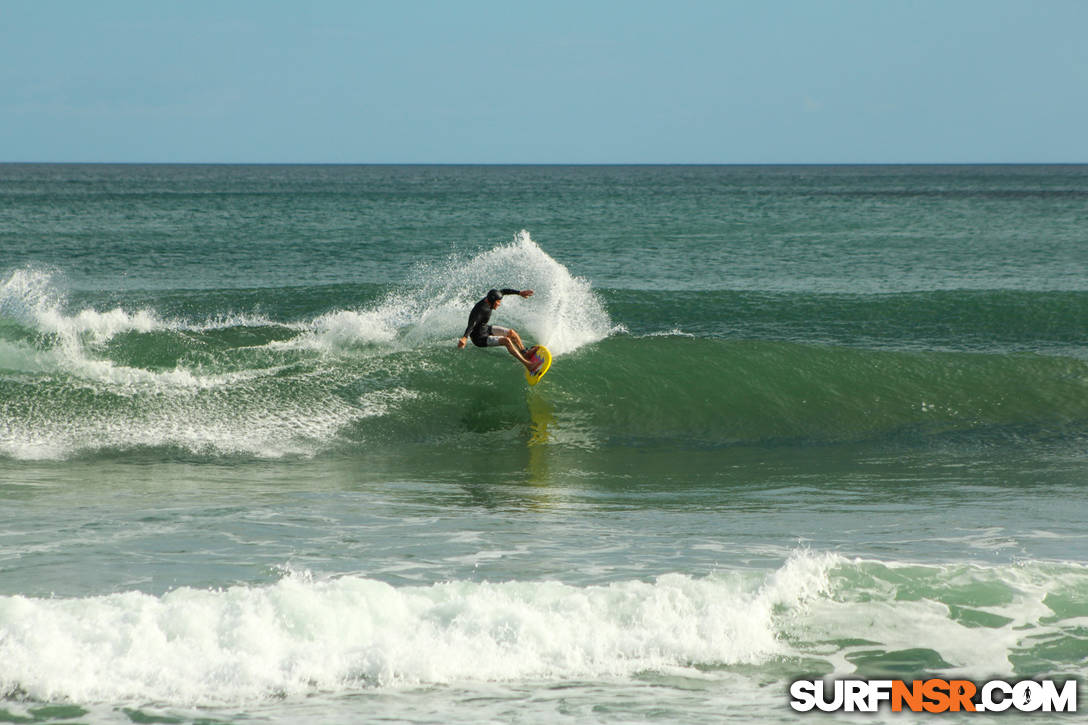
top-left (457, 288), bottom-right (540, 371)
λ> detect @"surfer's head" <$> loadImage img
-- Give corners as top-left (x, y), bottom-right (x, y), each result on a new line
top-left (486, 289), bottom-right (502, 308)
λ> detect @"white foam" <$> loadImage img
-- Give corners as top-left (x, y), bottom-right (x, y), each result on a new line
top-left (0, 555), bottom-right (830, 706)
top-left (778, 556), bottom-right (1088, 680)
top-left (0, 338), bottom-right (52, 375)
top-left (277, 307), bottom-right (401, 353)
top-left (642, 328), bottom-right (696, 338)
top-left (0, 269), bottom-right (392, 460)
top-left (2, 552), bottom-right (1084, 706)
top-left (1, 268), bottom-right (161, 343)
top-left (357, 387), bottom-right (420, 417)
top-left (0, 366), bottom-right (367, 461)
top-left (0, 269), bottom-right (246, 389)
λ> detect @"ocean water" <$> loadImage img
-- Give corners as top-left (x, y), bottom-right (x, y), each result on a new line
top-left (1, 164), bottom-right (1086, 723)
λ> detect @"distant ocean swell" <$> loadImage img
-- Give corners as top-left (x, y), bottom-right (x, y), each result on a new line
top-left (610, 288), bottom-right (1088, 353)
top-left (1, 552), bottom-right (1084, 705)
top-left (3, 235), bottom-right (1088, 460)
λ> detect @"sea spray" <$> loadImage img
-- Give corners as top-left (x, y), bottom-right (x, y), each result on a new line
top-left (297, 231), bottom-right (616, 356)
top-left (244, 232), bottom-right (614, 356)
top-left (440, 231), bottom-right (617, 355)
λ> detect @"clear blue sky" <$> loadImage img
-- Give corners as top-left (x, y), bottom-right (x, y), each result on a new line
top-left (2, 0), bottom-right (1086, 163)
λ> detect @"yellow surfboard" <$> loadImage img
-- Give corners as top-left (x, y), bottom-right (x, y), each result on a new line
top-left (525, 345), bottom-right (552, 386)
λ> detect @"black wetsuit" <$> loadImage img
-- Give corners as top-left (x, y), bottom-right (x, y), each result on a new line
top-left (463, 289), bottom-right (521, 347)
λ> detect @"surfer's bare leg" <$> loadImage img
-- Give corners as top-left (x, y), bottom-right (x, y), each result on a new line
top-left (506, 328), bottom-right (527, 353)
top-left (499, 336), bottom-right (534, 370)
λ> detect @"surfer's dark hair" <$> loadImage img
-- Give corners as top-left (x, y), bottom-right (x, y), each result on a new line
top-left (486, 289), bottom-right (502, 303)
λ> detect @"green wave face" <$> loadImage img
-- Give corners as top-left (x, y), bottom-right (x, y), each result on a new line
top-left (528, 337), bottom-right (1088, 446)
top-left (5, 313), bottom-right (1088, 459)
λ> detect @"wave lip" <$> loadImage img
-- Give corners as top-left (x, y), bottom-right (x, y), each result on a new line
top-left (1, 268), bottom-right (161, 344)
top-left (0, 268), bottom-right (218, 389)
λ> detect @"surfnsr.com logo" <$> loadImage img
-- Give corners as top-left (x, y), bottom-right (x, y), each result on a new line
top-left (790, 678), bottom-right (1078, 713)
